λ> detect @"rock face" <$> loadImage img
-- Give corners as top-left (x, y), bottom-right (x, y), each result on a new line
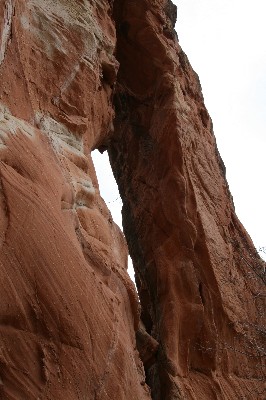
top-left (0, 1), bottom-right (148, 399)
top-left (0, 1), bottom-right (264, 399)
top-left (109, 2), bottom-right (266, 399)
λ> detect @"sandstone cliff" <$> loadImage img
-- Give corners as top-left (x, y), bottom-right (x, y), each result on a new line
top-left (0, 1), bottom-right (265, 399)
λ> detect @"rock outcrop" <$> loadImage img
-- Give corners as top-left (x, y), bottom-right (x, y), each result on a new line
top-left (0, 1), bottom-right (265, 399)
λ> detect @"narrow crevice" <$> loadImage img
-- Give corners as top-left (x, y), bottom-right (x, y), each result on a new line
top-left (199, 282), bottom-right (205, 305)
top-left (105, 1), bottom-right (171, 397)
top-left (92, 148), bottom-right (160, 396)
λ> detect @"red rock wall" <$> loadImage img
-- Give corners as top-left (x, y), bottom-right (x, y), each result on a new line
top-left (0, 0), bottom-right (265, 399)
top-left (109, 0), bottom-right (265, 399)
top-left (0, 1), bottom-right (149, 399)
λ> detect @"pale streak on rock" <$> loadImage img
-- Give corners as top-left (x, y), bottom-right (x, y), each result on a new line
top-left (0, 0), bottom-right (13, 65)
top-left (0, 104), bottom-right (35, 139)
top-left (35, 113), bottom-right (83, 153)
top-left (73, 177), bottom-right (96, 209)
top-left (22, 0), bottom-right (105, 61)
top-left (60, 63), bottom-right (80, 96)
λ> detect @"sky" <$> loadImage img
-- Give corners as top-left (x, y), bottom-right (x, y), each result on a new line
top-left (92, 0), bottom-right (266, 265)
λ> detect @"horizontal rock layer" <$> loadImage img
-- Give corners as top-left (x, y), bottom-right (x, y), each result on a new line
top-left (0, 0), bottom-right (265, 399)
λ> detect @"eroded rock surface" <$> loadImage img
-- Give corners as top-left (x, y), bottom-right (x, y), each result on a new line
top-left (0, 1), bottom-right (148, 399)
top-left (108, 1), bottom-right (265, 399)
top-left (0, 0), bottom-right (265, 399)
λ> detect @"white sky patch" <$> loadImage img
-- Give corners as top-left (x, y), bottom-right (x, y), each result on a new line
top-left (91, 151), bottom-right (136, 281)
top-left (91, 151), bottom-right (121, 211)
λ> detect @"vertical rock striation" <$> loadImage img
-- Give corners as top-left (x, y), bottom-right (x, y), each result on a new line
top-left (0, 0), bottom-right (265, 399)
top-left (109, 0), bottom-right (266, 399)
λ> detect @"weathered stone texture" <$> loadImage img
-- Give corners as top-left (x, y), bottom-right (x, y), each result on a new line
top-left (0, 0), bottom-right (265, 399)
top-left (0, 1), bottom-right (149, 399)
top-left (109, 1), bottom-right (265, 399)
